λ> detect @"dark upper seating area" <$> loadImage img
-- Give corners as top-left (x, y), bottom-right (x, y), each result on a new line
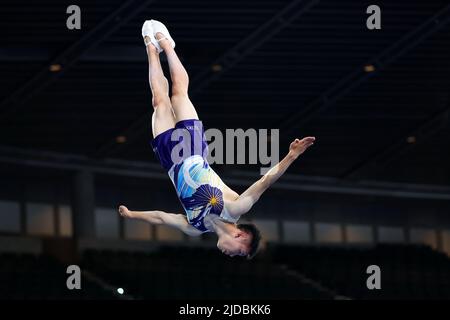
top-left (271, 244), bottom-right (450, 299)
top-left (81, 246), bottom-right (332, 300)
top-left (1, 243), bottom-right (449, 299)
top-left (0, 253), bottom-right (116, 300)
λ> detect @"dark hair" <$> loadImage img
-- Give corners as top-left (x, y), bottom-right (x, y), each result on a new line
top-left (237, 223), bottom-right (262, 260)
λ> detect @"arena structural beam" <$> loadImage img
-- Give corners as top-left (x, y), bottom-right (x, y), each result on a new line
top-left (93, 0), bottom-right (321, 158)
top-left (0, 0), bottom-right (155, 118)
top-left (342, 106), bottom-right (450, 179)
top-left (1, 145), bottom-right (450, 201)
top-left (277, 4), bottom-right (450, 135)
top-left (72, 170), bottom-right (96, 239)
top-left (0, 46), bottom-right (146, 63)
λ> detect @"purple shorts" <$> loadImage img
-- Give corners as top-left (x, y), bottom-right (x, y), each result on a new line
top-left (151, 119), bottom-right (209, 171)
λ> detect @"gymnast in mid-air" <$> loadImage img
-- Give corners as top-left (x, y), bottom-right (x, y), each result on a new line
top-left (118, 20), bottom-right (315, 259)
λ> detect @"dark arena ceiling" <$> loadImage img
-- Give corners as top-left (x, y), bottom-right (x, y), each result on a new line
top-left (0, 0), bottom-right (449, 186)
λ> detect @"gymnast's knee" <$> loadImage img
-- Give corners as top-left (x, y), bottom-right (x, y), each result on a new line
top-left (171, 77), bottom-right (189, 97)
top-left (152, 95), bottom-right (172, 110)
top-left (170, 92), bottom-right (190, 105)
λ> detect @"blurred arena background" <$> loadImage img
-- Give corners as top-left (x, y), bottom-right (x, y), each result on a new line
top-left (0, 0), bottom-right (450, 300)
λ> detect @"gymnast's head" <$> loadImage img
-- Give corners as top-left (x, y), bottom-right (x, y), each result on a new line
top-left (216, 223), bottom-right (262, 259)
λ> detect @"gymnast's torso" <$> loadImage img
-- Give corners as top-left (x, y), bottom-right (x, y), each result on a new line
top-left (168, 155), bottom-right (238, 232)
top-left (150, 119), bottom-right (239, 232)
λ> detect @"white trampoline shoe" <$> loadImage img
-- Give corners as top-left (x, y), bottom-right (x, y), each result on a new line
top-left (150, 19), bottom-right (176, 51)
top-left (141, 20), bottom-right (162, 52)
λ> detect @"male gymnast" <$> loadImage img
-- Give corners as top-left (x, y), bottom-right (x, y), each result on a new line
top-left (119, 20), bottom-right (316, 259)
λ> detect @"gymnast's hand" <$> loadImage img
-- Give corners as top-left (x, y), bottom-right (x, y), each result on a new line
top-left (288, 137), bottom-right (316, 159)
top-left (118, 205), bottom-right (133, 218)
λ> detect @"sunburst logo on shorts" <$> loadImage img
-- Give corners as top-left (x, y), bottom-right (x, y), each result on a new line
top-left (181, 184), bottom-right (224, 216)
top-left (209, 196), bottom-right (218, 206)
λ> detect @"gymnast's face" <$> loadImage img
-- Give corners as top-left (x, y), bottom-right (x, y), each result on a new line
top-left (217, 230), bottom-right (251, 257)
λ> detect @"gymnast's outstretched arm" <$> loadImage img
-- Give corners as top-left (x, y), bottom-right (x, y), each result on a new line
top-left (226, 137), bottom-right (316, 217)
top-left (118, 205), bottom-right (203, 236)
